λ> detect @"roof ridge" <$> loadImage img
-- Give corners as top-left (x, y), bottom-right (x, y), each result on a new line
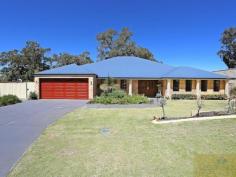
top-left (160, 66), bottom-right (179, 78)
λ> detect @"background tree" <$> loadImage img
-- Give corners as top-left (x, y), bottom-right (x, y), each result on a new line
top-left (97, 29), bottom-right (117, 60)
top-left (218, 27), bottom-right (236, 68)
top-left (97, 28), bottom-right (155, 61)
top-left (52, 51), bottom-right (93, 67)
top-left (0, 41), bottom-right (51, 81)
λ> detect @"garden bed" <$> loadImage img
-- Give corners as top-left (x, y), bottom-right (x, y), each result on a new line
top-left (90, 90), bottom-right (150, 104)
top-left (154, 111), bottom-right (236, 121)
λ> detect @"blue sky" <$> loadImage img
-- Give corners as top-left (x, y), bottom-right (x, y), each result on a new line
top-left (0, 0), bottom-right (235, 71)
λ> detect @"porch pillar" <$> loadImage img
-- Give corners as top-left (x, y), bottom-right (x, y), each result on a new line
top-left (128, 79), bottom-right (133, 96)
top-left (88, 77), bottom-right (94, 99)
top-left (225, 80), bottom-right (230, 98)
top-left (166, 79), bottom-right (171, 98)
top-left (196, 79), bottom-right (201, 98)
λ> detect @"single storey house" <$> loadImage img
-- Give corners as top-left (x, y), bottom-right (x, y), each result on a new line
top-left (34, 56), bottom-right (230, 100)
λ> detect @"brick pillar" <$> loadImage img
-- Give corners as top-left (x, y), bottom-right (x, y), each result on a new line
top-left (196, 79), bottom-right (201, 98)
top-left (166, 79), bottom-right (171, 98)
top-left (88, 77), bottom-right (94, 99)
top-left (128, 79), bottom-right (133, 96)
top-left (225, 80), bottom-right (230, 97)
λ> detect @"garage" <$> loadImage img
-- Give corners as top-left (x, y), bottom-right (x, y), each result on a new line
top-left (40, 78), bottom-right (89, 99)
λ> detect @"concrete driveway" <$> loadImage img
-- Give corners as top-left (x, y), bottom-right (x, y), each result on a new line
top-left (0, 100), bottom-right (87, 177)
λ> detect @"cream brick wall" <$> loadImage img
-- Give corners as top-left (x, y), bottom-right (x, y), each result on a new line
top-left (166, 79), bottom-right (227, 97)
top-left (88, 77), bottom-right (94, 99)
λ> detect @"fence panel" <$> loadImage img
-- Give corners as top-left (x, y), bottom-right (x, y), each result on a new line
top-left (0, 82), bottom-right (35, 99)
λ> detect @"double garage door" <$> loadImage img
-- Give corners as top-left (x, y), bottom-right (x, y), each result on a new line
top-left (40, 78), bottom-right (89, 99)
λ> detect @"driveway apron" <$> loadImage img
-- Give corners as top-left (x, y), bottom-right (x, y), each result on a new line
top-left (0, 100), bottom-right (87, 177)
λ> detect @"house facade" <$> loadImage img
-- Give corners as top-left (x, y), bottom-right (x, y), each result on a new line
top-left (34, 56), bottom-right (230, 100)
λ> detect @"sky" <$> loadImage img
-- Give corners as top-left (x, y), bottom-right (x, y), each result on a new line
top-left (0, 0), bottom-right (235, 71)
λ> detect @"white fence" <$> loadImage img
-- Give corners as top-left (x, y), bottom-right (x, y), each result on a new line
top-left (0, 82), bottom-right (35, 99)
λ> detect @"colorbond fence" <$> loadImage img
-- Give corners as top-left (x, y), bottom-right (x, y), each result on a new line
top-left (0, 82), bottom-right (35, 99)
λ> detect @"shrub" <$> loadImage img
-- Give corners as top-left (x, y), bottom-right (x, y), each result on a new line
top-left (171, 94), bottom-right (197, 100)
top-left (230, 87), bottom-right (236, 98)
top-left (0, 95), bottom-right (21, 106)
top-left (201, 94), bottom-right (227, 100)
top-left (102, 90), bottom-right (126, 98)
top-left (90, 90), bottom-right (149, 104)
top-left (124, 95), bottom-right (149, 104)
top-left (29, 92), bottom-right (38, 100)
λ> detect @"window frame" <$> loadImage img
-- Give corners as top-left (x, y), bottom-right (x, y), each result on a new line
top-left (213, 80), bottom-right (220, 92)
top-left (173, 80), bottom-right (179, 91)
top-left (185, 80), bottom-right (192, 92)
top-left (201, 80), bottom-right (208, 92)
top-left (120, 80), bottom-right (127, 90)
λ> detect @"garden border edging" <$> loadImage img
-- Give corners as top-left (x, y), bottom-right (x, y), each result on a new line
top-left (152, 115), bottom-right (236, 124)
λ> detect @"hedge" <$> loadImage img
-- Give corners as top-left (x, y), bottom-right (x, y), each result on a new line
top-left (201, 94), bottom-right (227, 100)
top-left (171, 94), bottom-right (228, 100)
top-left (171, 94), bottom-right (197, 100)
top-left (90, 90), bottom-right (149, 104)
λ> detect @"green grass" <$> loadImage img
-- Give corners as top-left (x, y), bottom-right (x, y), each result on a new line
top-left (157, 100), bottom-right (228, 118)
top-left (8, 100), bottom-right (236, 177)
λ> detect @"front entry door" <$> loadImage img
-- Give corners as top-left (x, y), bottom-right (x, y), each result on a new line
top-left (138, 80), bottom-right (160, 97)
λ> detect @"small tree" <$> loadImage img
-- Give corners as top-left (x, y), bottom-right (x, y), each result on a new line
top-left (159, 97), bottom-right (167, 119)
top-left (228, 87), bottom-right (236, 113)
top-left (196, 97), bottom-right (203, 117)
top-left (104, 76), bottom-right (115, 92)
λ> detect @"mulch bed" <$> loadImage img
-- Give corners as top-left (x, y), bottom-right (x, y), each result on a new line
top-left (154, 111), bottom-right (236, 121)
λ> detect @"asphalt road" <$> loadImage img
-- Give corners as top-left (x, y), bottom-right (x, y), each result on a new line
top-left (0, 99), bottom-right (87, 177)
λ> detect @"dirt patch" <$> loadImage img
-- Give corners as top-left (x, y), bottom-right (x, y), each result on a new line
top-left (58, 148), bottom-right (79, 157)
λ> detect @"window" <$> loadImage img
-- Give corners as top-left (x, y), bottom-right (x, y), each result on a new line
top-left (120, 80), bottom-right (127, 90)
top-left (201, 80), bottom-right (208, 92)
top-left (185, 80), bottom-right (192, 92)
top-left (173, 80), bottom-right (179, 91)
top-left (213, 80), bottom-right (220, 92)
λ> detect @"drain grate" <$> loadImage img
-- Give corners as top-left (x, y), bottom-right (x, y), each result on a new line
top-left (100, 128), bottom-right (110, 136)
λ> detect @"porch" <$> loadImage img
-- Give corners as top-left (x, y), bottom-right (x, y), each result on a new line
top-left (97, 79), bottom-right (230, 98)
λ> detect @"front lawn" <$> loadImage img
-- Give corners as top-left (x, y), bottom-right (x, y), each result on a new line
top-left (9, 100), bottom-right (236, 177)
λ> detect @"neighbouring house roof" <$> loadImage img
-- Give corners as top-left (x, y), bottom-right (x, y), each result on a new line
top-left (35, 56), bottom-right (229, 79)
top-left (214, 68), bottom-right (236, 79)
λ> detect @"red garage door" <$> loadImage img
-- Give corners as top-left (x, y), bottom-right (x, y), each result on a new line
top-left (40, 78), bottom-right (89, 99)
